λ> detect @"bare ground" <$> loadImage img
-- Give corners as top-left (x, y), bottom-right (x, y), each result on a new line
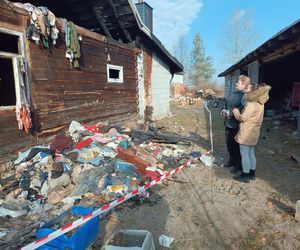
top-left (96, 100), bottom-right (300, 249)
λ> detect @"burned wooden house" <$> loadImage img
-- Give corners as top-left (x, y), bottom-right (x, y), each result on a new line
top-left (218, 19), bottom-right (300, 116)
top-left (0, 0), bottom-right (183, 161)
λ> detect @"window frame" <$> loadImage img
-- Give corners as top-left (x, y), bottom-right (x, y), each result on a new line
top-left (106, 64), bottom-right (124, 84)
top-left (0, 28), bottom-right (28, 110)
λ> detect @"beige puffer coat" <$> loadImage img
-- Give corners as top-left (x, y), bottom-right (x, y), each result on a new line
top-left (234, 85), bottom-right (271, 146)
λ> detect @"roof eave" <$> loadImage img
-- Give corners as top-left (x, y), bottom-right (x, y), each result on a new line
top-left (128, 0), bottom-right (183, 73)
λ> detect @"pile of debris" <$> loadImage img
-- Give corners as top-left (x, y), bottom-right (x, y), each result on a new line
top-left (0, 120), bottom-right (202, 248)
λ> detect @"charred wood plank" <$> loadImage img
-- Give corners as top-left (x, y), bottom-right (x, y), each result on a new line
top-left (107, 0), bottom-right (132, 43)
top-left (92, 6), bottom-right (113, 38)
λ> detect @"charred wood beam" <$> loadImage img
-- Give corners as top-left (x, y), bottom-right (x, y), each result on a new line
top-left (129, 129), bottom-right (202, 144)
top-left (107, 0), bottom-right (132, 43)
top-left (93, 6), bottom-right (113, 38)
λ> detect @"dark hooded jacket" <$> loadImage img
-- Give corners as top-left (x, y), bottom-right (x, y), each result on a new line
top-left (223, 90), bottom-right (244, 128)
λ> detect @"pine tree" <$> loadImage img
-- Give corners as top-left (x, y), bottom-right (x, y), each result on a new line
top-left (189, 32), bottom-right (215, 86)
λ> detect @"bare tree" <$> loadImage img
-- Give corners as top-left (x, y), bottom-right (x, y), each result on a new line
top-left (220, 9), bottom-right (257, 67)
top-left (173, 34), bottom-right (190, 83)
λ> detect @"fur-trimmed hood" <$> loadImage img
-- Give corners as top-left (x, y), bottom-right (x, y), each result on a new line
top-left (245, 85), bottom-right (271, 105)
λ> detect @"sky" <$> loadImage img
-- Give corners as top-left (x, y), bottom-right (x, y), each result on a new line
top-left (141, 0), bottom-right (300, 84)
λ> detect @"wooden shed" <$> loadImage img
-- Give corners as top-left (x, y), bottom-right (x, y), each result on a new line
top-left (0, 1), bottom-right (138, 161)
top-left (218, 19), bottom-right (300, 115)
top-left (0, 0), bottom-right (183, 162)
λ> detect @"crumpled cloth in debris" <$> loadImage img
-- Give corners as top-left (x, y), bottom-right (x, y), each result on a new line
top-left (100, 146), bottom-right (117, 158)
top-left (71, 167), bottom-right (114, 196)
top-left (75, 138), bottom-right (93, 149)
top-left (92, 134), bottom-right (111, 144)
top-left (0, 197), bottom-right (31, 217)
top-left (50, 134), bottom-right (73, 153)
top-left (51, 162), bottom-right (65, 179)
top-left (0, 207), bottom-right (28, 218)
top-left (84, 125), bottom-right (100, 134)
top-left (47, 184), bottom-right (75, 205)
top-left (14, 146), bottom-right (54, 165)
top-left (69, 121), bottom-right (86, 142)
top-left (191, 151), bottom-right (201, 158)
top-left (67, 148), bottom-right (104, 166)
top-left (71, 163), bottom-right (95, 185)
top-left (39, 173), bottom-right (71, 199)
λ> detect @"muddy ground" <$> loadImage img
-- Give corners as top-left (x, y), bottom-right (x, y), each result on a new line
top-left (96, 100), bottom-right (300, 249)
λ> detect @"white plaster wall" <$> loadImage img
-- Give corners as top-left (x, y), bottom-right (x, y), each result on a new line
top-left (151, 52), bottom-right (173, 119)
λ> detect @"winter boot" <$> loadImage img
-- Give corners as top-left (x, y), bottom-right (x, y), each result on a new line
top-left (249, 170), bottom-right (256, 180)
top-left (233, 172), bottom-right (250, 183)
top-left (224, 159), bottom-right (234, 168)
top-left (230, 165), bottom-right (242, 173)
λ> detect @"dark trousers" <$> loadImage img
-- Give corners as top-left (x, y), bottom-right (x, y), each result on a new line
top-left (225, 127), bottom-right (241, 167)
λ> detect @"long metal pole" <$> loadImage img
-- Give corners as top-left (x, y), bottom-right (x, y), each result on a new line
top-left (204, 100), bottom-right (214, 153)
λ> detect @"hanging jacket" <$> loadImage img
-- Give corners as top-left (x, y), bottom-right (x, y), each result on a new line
top-left (66, 22), bottom-right (81, 68)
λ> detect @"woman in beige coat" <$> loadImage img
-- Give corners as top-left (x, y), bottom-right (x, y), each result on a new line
top-left (232, 84), bottom-right (271, 183)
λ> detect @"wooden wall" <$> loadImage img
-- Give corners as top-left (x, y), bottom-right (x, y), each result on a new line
top-left (28, 24), bottom-right (138, 134)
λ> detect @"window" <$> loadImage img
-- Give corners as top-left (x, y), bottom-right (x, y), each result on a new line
top-left (107, 64), bottom-right (123, 83)
top-left (0, 58), bottom-right (16, 106)
top-left (0, 32), bottom-right (19, 54)
top-left (0, 30), bottom-right (21, 107)
top-left (0, 29), bottom-right (28, 109)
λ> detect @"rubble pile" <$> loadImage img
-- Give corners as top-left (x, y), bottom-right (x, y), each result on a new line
top-left (0, 120), bottom-right (201, 248)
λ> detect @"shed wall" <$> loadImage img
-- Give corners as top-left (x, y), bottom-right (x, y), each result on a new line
top-left (151, 52), bottom-right (172, 119)
top-left (247, 60), bottom-right (259, 84)
top-left (224, 69), bottom-right (240, 97)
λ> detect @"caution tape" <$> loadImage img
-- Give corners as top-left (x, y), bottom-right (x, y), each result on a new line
top-left (21, 157), bottom-right (198, 250)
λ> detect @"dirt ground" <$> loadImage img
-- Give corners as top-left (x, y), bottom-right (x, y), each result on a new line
top-left (96, 100), bottom-right (300, 249)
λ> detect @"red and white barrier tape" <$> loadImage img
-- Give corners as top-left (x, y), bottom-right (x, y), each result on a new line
top-left (21, 157), bottom-right (198, 250)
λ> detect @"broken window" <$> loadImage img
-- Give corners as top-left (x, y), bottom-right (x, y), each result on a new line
top-left (0, 58), bottom-right (16, 106)
top-left (0, 31), bottom-right (20, 107)
top-left (0, 32), bottom-right (19, 54)
top-left (107, 64), bottom-right (123, 83)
